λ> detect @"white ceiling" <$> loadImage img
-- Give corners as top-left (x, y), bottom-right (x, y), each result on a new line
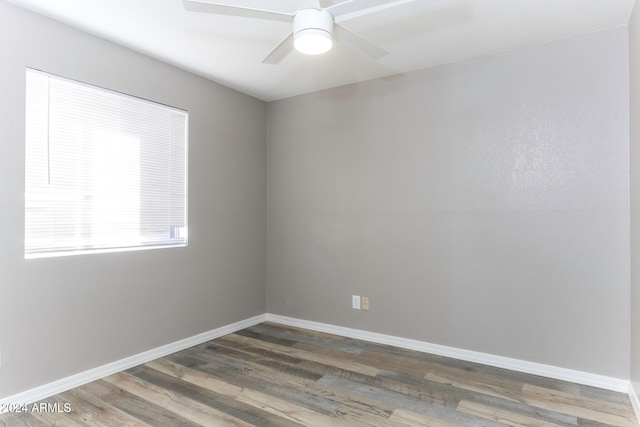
top-left (4, 0), bottom-right (636, 101)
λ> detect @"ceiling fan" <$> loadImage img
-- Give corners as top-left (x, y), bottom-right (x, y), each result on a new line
top-left (183, 0), bottom-right (417, 64)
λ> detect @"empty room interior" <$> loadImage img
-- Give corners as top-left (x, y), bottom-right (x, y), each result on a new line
top-left (2, 0), bottom-right (640, 425)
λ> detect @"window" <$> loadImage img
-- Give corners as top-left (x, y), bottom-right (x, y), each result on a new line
top-left (25, 69), bottom-right (188, 258)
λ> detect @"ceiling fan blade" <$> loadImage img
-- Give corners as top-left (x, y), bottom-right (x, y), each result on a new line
top-left (328, 0), bottom-right (417, 23)
top-left (319, 0), bottom-right (345, 7)
top-left (262, 33), bottom-right (295, 64)
top-left (183, 0), bottom-right (292, 22)
top-left (334, 25), bottom-right (388, 59)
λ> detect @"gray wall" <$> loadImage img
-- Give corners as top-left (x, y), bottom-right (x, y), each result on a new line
top-left (0, 1), bottom-right (266, 398)
top-left (267, 28), bottom-right (630, 379)
top-left (630, 0), bottom-right (640, 398)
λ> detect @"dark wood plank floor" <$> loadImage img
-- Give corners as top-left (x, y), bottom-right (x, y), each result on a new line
top-left (0, 322), bottom-right (637, 426)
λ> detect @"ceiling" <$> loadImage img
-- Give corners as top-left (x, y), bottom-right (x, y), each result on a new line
top-left (4, 0), bottom-right (636, 101)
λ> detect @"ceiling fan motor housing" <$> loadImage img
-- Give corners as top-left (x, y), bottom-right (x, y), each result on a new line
top-left (293, 8), bottom-right (334, 55)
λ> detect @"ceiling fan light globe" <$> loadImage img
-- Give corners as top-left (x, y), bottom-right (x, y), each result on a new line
top-left (294, 29), bottom-right (333, 55)
top-left (292, 8), bottom-right (334, 56)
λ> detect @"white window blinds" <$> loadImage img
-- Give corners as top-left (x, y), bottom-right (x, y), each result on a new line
top-left (25, 69), bottom-right (188, 258)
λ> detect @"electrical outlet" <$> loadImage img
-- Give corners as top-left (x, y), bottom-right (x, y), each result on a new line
top-left (361, 297), bottom-right (369, 311)
top-left (352, 295), bottom-right (361, 310)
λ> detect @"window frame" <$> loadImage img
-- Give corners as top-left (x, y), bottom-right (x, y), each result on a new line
top-left (24, 68), bottom-right (189, 259)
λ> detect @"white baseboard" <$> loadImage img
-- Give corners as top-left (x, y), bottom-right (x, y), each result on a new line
top-left (1, 311), bottom-right (631, 415)
top-left (629, 382), bottom-right (640, 423)
top-left (265, 313), bottom-right (630, 393)
top-left (0, 314), bottom-right (266, 413)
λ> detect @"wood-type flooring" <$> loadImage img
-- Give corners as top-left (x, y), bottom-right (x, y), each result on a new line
top-left (0, 322), bottom-right (637, 426)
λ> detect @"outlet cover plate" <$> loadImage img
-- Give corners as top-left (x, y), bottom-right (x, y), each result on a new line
top-left (352, 295), bottom-right (361, 310)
